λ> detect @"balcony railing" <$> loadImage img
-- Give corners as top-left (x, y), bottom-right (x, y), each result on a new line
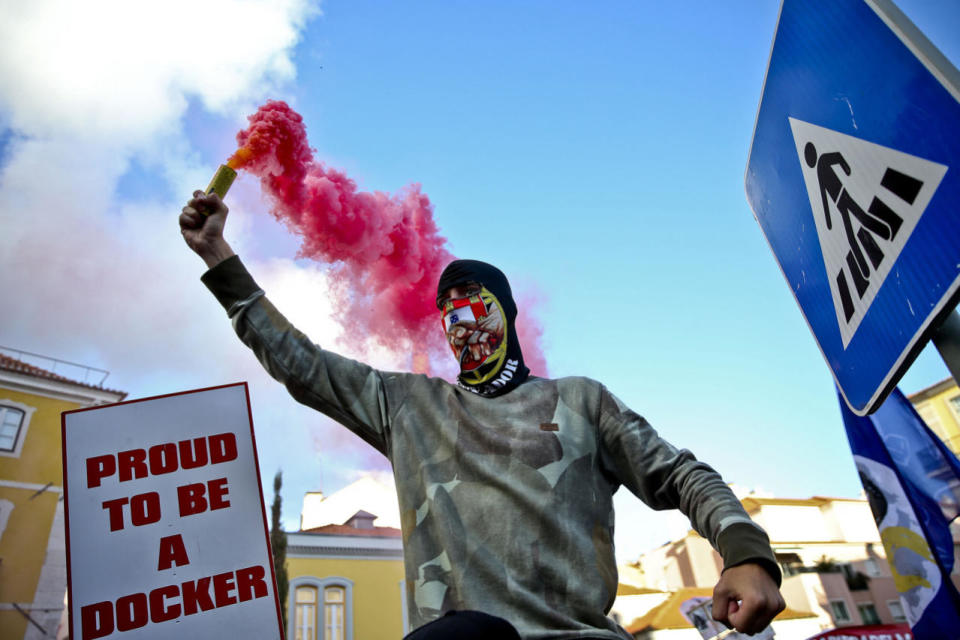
top-left (0, 346), bottom-right (111, 387)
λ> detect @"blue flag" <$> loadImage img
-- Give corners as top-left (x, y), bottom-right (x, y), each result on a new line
top-left (839, 386), bottom-right (960, 634)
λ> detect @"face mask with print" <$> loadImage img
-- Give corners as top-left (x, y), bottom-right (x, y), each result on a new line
top-left (435, 259), bottom-right (530, 397)
top-left (440, 286), bottom-right (508, 383)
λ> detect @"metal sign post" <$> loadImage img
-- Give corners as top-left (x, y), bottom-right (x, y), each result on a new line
top-left (932, 311), bottom-right (960, 385)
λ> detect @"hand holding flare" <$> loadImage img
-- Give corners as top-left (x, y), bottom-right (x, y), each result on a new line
top-left (179, 153), bottom-right (247, 268)
top-left (179, 140), bottom-right (257, 265)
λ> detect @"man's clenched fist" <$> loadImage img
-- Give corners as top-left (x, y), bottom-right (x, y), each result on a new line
top-left (179, 190), bottom-right (235, 268)
top-left (712, 562), bottom-right (785, 635)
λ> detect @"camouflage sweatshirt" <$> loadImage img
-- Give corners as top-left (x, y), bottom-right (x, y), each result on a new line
top-left (202, 256), bottom-right (778, 640)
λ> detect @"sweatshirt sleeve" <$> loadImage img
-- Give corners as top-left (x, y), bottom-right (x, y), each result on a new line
top-left (596, 385), bottom-right (781, 585)
top-left (201, 255), bottom-right (395, 455)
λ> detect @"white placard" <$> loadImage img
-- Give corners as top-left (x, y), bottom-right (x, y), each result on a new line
top-left (62, 383), bottom-right (283, 640)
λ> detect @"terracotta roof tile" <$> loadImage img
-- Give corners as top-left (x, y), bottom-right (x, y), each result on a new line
top-left (300, 523), bottom-right (402, 538)
top-left (0, 353), bottom-right (126, 398)
top-left (616, 584), bottom-right (663, 596)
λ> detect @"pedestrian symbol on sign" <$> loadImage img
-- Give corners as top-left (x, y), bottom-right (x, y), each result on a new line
top-left (804, 142), bottom-right (907, 322)
top-left (790, 117), bottom-right (949, 348)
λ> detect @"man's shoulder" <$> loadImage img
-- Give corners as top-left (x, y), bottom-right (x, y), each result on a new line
top-left (519, 374), bottom-right (605, 398)
top-left (523, 376), bottom-right (640, 419)
top-left (381, 369), bottom-right (457, 392)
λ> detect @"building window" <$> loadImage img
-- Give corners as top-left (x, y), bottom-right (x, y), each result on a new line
top-left (829, 599), bottom-right (851, 623)
top-left (0, 499), bottom-right (13, 543)
top-left (288, 576), bottom-right (354, 640)
top-left (324, 586), bottom-right (345, 640)
top-left (918, 404), bottom-right (946, 440)
top-left (949, 395), bottom-right (960, 417)
top-left (0, 406), bottom-right (25, 452)
top-left (841, 563), bottom-right (870, 590)
top-left (0, 400), bottom-right (35, 458)
top-left (887, 599), bottom-right (906, 622)
top-left (857, 603), bottom-right (881, 625)
top-left (295, 586), bottom-right (318, 640)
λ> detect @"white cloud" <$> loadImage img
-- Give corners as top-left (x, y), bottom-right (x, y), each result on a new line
top-left (0, 0), bottom-right (317, 145)
top-left (0, 0), bottom-right (319, 375)
top-left (255, 258), bottom-right (343, 346)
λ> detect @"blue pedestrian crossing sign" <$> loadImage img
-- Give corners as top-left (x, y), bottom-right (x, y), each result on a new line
top-left (746, 0), bottom-right (960, 415)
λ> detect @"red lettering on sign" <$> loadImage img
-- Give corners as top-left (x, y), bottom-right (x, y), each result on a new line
top-left (208, 477), bottom-right (231, 510)
top-left (84, 432), bottom-right (239, 488)
top-left (177, 479), bottom-right (231, 517)
top-left (115, 593), bottom-right (148, 632)
top-left (86, 455), bottom-right (115, 488)
top-left (130, 492), bottom-right (161, 527)
top-left (157, 534), bottom-right (190, 570)
top-left (80, 600), bottom-right (113, 639)
top-left (101, 497), bottom-right (128, 532)
top-left (101, 492), bottom-right (161, 531)
top-left (213, 571), bottom-right (238, 607)
top-left (181, 576), bottom-right (215, 615)
top-left (148, 442), bottom-right (178, 474)
top-left (177, 482), bottom-right (208, 517)
top-left (117, 449), bottom-right (148, 482)
top-left (78, 565), bottom-right (270, 636)
top-left (179, 437), bottom-right (208, 469)
top-left (236, 565), bottom-right (268, 602)
top-left (149, 585), bottom-right (181, 623)
top-left (209, 432), bottom-right (238, 463)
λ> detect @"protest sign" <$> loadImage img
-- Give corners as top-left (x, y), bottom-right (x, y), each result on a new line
top-left (62, 383), bottom-right (284, 639)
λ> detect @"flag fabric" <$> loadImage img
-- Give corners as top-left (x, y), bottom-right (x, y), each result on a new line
top-left (839, 386), bottom-right (960, 635)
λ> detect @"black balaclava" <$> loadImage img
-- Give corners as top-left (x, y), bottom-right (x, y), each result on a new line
top-left (436, 259), bottom-right (530, 397)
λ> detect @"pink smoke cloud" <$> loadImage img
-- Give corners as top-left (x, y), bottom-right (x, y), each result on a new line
top-left (229, 100), bottom-right (548, 377)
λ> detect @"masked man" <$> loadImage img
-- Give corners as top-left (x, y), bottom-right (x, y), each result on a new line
top-left (180, 191), bottom-right (785, 639)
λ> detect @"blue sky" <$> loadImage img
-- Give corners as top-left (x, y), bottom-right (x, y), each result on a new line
top-left (2, 0), bottom-right (958, 560)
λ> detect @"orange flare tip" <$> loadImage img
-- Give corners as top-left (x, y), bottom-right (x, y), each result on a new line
top-left (227, 147), bottom-right (254, 169)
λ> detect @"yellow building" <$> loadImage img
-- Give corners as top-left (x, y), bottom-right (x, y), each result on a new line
top-left (287, 479), bottom-right (407, 640)
top-left (0, 350), bottom-right (125, 640)
top-left (909, 376), bottom-right (960, 456)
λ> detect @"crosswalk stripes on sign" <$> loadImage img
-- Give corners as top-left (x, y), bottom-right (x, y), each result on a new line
top-left (789, 117), bottom-right (948, 348)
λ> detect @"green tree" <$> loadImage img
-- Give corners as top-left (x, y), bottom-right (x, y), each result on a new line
top-left (814, 555), bottom-right (839, 573)
top-left (271, 470), bottom-right (289, 632)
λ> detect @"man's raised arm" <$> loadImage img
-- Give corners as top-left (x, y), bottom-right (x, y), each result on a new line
top-left (179, 190), bottom-right (236, 268)
top-left (177, 189), bottom-right (396, 455)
